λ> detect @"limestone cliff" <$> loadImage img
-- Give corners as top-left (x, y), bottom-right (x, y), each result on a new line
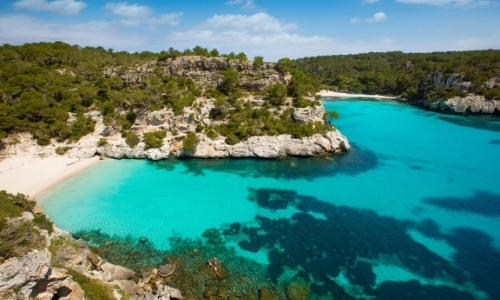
top-left (398, 72), bottom-right (500, 115)
top-left (2, 98), bottom-right (350, 160)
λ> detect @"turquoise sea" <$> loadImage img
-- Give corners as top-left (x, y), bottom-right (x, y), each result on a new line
top-left (40, 99), bottom-right (500, 299)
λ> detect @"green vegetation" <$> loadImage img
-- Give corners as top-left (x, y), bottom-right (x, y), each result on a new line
top-left (0, 191), bottom-right (51, 263)
top-left (293, 50), bottom-right (500, 100)
top-left (0, 42), bottom-right (332, 149)
top-left (55, 146), bottom-right (70, 155)
top-left (143, 130), bottom-right (166, 149)
top-left (97, 137), bottom-right (108, 146)
top-left (183, 132), bottom-right (198, 151)
top-left (122, 131), bottom-right (140, 148)
top-left (66, 268), bottom-right (126, 300)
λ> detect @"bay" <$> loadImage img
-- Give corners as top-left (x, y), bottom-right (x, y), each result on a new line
top-left (40, 99), bottom-right (500, 299)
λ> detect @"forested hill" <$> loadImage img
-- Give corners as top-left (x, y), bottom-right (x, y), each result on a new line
top-left (292, 50), bottom-right (500, 100)
top-left (0, 42), bottom-right (336, 156)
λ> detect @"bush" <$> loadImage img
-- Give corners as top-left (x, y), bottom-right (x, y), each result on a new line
top-left (66, 269), bottom-right (121, 300)
top-left (97, 138), bottom-right (108, 147)
top-left (33, 214), bottom-right (54, 234)
top-left (123, 132), bottom-right (140, 148)
top-left (55, 146), bottom-right (70, 155)
top-left (265, 83), bottom-right (287, 106)
top-left (143, 131), bottom-right (166, 149)
top-left (183, 132), bottom-right (198, 152)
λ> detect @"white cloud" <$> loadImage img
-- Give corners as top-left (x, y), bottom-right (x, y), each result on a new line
top-left (104, 2), bottom-right (182, 26)
top-left (363, 0), bottom-right (380, 3)
top-left (0, 14), bottom-right (143, 49)
top-left (226, 0), bottom-right (256, 9)
top-left (351, 12), bottom-right (388, 23)
top-left (395, 0), bottom-right (494, 7)
top-left (104, 2), bottom-right (152, 18)
top-left (168, 12), bottom-right (340, 60)
top-left (11, 0), bottom-right (87, 15)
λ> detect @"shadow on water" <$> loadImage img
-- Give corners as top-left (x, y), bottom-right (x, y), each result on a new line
top-left (489, 139), bottom-right (500, 145)
top-left (71, 187), bottom-right (500, 299)
top-left (423, 190), bottom-right (500, 217)
top-left (148, 143), bottom-right (379, 180)
top-left (437, 115), bottom-right (500, 132)
top-left (416, 219), bottom-right (500, 300)
top-left (225, 188), bottom-right (486, 299)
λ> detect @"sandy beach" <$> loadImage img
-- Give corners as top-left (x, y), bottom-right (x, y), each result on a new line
top-left (318, 90), bottom-right (397, 100)
top-left (0, 155), bottom-right (100, 200)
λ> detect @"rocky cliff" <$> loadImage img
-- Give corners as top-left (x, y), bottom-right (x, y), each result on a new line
top-left (2, 98), bottom-right (350, 160)
top-left (0, 207), bottom-right (184, 300)
top-left (104, 56), bottom-right (285, 92)
top-left (399, 72), bottom-right (500, 115)
top-left (399, 94), bottom-right (500, 114)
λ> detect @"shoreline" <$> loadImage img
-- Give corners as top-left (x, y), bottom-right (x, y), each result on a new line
top-left (318, 90), bottom-right (397, 100)
top-left (0, 155), bottom-right (100, 200)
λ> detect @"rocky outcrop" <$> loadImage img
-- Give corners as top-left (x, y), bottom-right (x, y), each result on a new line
top-left (398, 94), bottom-right (500, 114)
top-left (292, 106), bottom-right (325, 124)
top-left (192, 131), bottom-right (350, 158)
top-left (104, 56), bottom-right (282, 92)
top-left (0, 250), bottom-right (77, 300)
top-left (424, 72), bottom-right (471, 91)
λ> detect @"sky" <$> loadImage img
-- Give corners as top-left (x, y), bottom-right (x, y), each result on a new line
top-left (0, 0), bottom-right (499, 61)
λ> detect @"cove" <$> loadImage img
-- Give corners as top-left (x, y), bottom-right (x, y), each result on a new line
top-left (40, 99), bottom-right (500, 299)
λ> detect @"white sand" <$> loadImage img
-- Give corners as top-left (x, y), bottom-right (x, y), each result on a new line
top-left (0, 155), bottom-right (100, 200)
top-left (318, 90), bottom-right (397, 100)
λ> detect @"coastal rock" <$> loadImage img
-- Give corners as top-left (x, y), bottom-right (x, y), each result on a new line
top-left (157, 264), bottom-right (176, 277)
top-left (292, 106), bottom-right (325, 124)
top-left (0, 250), bottom-right (78, 300)
top-left (100, 262), bottom-right (135, 281)
top-left (403, 94), bottom-right (500, 114)
top-left (192, 131), bottom-right (350, 158)
top-left (99, 139), bottom-right (170, 160)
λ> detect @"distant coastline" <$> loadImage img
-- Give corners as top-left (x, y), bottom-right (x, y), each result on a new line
top-left (318, 90), bottom-right (397, 100)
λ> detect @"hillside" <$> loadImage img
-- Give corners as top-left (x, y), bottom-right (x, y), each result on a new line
top-left (0, 42), bottom-right (350, 158)
top-left (293, 50), bottom-right (500, 114)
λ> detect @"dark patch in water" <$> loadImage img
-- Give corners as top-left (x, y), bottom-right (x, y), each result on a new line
top-left (437, 115), bottom-right (500, 132)
top-left (412, 206), bottom-right (426, 216)
top-left (443, 227), bottom-right (500, 300)
top-left (415, 220), bottom-right (500, 299)
top-left (374, 280), bottom-right (475, 300)
top-left (233, 188), bottom-right (472, 298)
top-left (423, 190), bottom-right (500, 217)
top-left (409, 165), bottom-right (424, 170)
top-left (489, 139), bottom-right (500, 145)
top-left (345, 261), bottom-right (376, 292)
top-left (148, 143), bottom-right (378, 180)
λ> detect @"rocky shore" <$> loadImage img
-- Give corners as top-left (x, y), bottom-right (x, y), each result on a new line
top-left (396, 94), bottom-right (500, 115)
top-left (1, 101), bottom-right (350, 161)
top-left (0, 206), bottom-right (186, 300)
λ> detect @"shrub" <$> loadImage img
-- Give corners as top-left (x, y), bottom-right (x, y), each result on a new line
top-left (143, 131), bottom-right (166, 149)
top-left (183, 132), bottom-right (198, 152)
top-left (33, 214), bottom-right (54, 234)
top-left (66, 269), bottom-right (120, 300)
top-left (123, 132), bottom-right (140, 148)
top-left (55, 146), bottom-right (70, 155)
top-left (97, 138), bottom-right (108, 147)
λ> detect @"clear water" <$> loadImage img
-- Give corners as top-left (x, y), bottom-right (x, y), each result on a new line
top-left (40, 99), bottom-right (500, 299)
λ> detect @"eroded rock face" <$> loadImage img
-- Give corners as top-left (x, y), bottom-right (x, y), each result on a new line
top-left (192, 131), bottom-right (350, 158)
top-left (0, 250), bottom-right (79, 300)
top-left (292, 106), bottom-right (325, 124)
top-left (406, 94), bottom-right (500, 114)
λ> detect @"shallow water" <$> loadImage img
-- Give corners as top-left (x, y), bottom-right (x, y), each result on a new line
top-left (41, 99), bottom-right (500, 299)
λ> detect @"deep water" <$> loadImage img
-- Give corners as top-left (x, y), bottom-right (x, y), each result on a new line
top-left (41, 99), bottom-right (500, 299)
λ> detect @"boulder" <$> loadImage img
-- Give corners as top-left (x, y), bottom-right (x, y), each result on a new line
top-left (292, 106), bottom-right (325, 124)
top-left (157, 264), bottom-right (176, 277)
top-left (100, 262), bottom-right (135, 281)
top-left (86, 252), bottom-right (105, 268)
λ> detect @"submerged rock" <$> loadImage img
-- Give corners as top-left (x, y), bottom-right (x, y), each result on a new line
top-left (157, 264), bottom-right (176, 277)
